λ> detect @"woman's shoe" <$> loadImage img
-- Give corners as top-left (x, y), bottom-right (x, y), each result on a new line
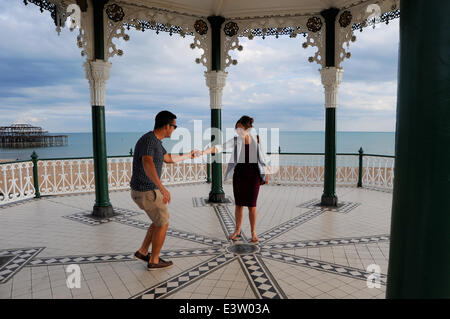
top-left (251, 232), bottom-right (259, 243)
top-left (229, 230), bottom-right (241, 240)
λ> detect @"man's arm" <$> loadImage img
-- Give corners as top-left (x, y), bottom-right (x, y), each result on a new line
top-left (142, 155), bottom-right (170, 203)
top-left (164, 151), bottom-right (196, 163)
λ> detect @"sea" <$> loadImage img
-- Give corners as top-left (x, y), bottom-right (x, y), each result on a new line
top-left (0, 131), bottom-right (395, 162)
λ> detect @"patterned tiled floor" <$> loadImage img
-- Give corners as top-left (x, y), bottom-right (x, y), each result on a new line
top-left (0, 182), bottom-right (392, 299)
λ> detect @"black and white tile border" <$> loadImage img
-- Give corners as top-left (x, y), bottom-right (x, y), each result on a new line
top-left (166, 229), bottom-right (228, 247)
top-left (239, 254), bottom-right (286, 299)
top-left (214, 205), bottom-right (249, 242)
top-left (261, 234), bottom-right (390, 250)
top-left (297, 199), bottom-right (361, 214)
top-left (260, 249), bottom-right (387, 285)
top-left (132, 253), bottom-right (237, 299)
top-left (192, 196), bottom-right (234, 207)
top-left (0, 247), bottom-right (45, 284)
top-left (82, 201), bottom-right (388, 298)
top-left (1, 196), bottom-right (387, 297)
top-left (62, 207), bottom-right (142, 226)
top-left (27, 248), bottom-right (225, 267)
top-left (112, 215), bottom-right (228, 247)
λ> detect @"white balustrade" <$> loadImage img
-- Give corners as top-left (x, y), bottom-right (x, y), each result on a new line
top-left (362, 156), bottom-right (395, 190)
top-left (0, 153), bottom-right (395, 207)
top-left (38, 159), bottom-right (95, 195)
top-left (0, 161), bottom-right (35, 204)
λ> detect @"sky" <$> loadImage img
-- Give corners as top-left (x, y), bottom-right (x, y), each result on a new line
top-left (0, 1), bottom-right (400, 133)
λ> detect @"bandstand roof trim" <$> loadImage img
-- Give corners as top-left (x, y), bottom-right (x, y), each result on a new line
top-left (116, 0), bottom-right (376, 19)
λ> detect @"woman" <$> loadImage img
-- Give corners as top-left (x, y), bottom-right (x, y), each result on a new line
top-left (200, 116), bottom-right (270, 243)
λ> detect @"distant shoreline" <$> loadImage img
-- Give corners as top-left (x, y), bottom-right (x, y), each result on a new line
top-left (0, 159), bottom-right (16, 163)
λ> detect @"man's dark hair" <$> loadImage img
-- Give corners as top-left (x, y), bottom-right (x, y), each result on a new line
top-left (154, 110), bottom-right (177, 130)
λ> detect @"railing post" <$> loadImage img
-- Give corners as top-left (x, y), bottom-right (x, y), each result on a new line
top-left (357, 147), bottom-right (363, 188)
top-left (31, 151), bottom-right (40, 198)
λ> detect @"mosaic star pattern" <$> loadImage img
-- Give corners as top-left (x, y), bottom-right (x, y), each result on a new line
top-left (0, 195), bottom-right (389, 298)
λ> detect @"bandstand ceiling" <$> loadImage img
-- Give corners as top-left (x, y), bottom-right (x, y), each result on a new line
top-left (117, 0), bottom-right (369, 19)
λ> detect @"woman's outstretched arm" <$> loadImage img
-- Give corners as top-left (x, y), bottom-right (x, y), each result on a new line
top-left (201, 137), bottom-right (235, 155)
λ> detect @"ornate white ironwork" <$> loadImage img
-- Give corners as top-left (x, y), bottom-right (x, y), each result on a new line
top-left (221, 15), bottom-right (325, 69)
top-left (35, 156), bottom-right (207, 196)
top-left (103, 1), bottom-right (211, 68)
top-left (77, 2), bottom-right (94, 60)
top-left (83, 59), bottom-right (112, 106)
top-left (0, 153), bottom-right (395, 205)
top-left (44, 0), bottom-right (92, 58)
top-left (362, 155), bottom-right (395, 190)
top-left (161, 161), bottom-right (207, 184)
top-left (38, 159), bottom-right (95, 195)
top-left (108, 157), bottom-right (132, 189)
top-left (0, 162), bottom-right (35, 205)
top-left (336, 155), bottom-right (359, 186)
top-left (335, 0), bottom-right (400, 66)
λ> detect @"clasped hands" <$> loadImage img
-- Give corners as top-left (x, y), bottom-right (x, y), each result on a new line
top-left (189, 149), bottom-right (204, 159)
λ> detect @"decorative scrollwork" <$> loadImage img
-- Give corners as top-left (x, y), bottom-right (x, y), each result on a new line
top-left (221, 15), bottom-right (325, 69)
top-left (335, 0), bottom-right (400, 66)
top-left (22, 0), bottom-right (78, 35)
top-left (23, 0), bottom-right (55, 14)
top-left (352, 9), bottom-right (400, 32)
top-left (223, 21), bottom-right (239, 37)
top-left (106, 3), bottom-right (125, 22)
top-left (339, 11), bottom-right (353, 28)
top-left (103, 2), bottom-right (210, 69)
top-left (194, 19), bottom-right (208, 35)
top-left (306, 16), bottom-right (322, 32)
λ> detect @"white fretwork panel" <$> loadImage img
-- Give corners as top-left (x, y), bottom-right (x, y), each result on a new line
top-left (0, 161), bottom-right (35, 205)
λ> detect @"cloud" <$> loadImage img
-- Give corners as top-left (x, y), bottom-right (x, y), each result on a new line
top-left (0, 1), bottom-right (400, 133)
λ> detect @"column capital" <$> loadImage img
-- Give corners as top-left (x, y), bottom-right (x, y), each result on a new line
top-left (320, 67), bottom-right (344, 108)
top-left (205, 70), bottom-right (228, 88)
top-left (83, 59), bottom-right (112, 106)
top-left (205, 70), bottom-right (228, 109)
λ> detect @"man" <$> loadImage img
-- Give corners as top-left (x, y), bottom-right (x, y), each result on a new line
top-left (130, 110), bottom-right (200, 270)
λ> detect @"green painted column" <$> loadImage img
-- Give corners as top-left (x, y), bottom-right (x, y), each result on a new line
top-left (357, 147), bottom-right (364, 188)
top-left (31, 151), bottom-right (41, 198)
top-left (89, 0), bottom-right (113, 217)
top-left (322, 107), bottom-right (337, 205)
top-left (206, 16), bottom-right (226, 203)
top-left (320, 8), bottom-right (340, 206)
top-left (91, 105), bottom-right (112, 214)
top-left (206, 156), bottom-right (211, 183)
top-left (386, 0), bottom-right (450, 298)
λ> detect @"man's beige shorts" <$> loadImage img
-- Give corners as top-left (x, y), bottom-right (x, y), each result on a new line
top-left (130, 189), bottom-right (169, 227)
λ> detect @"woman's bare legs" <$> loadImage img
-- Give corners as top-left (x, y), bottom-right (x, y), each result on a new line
top-left (230, 205), bottom-right (244, 240)
top-left (248, 206), bottom-right (258, 242)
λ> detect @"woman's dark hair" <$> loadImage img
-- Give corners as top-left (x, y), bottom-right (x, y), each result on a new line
top-left (154, 110), bottom-right (177, 130)
top-left (235, 115), bottom-right (254, 130)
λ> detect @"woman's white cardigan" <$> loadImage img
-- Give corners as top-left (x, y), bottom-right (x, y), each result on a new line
top-left (208, 131), bottom-right (271, 183)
